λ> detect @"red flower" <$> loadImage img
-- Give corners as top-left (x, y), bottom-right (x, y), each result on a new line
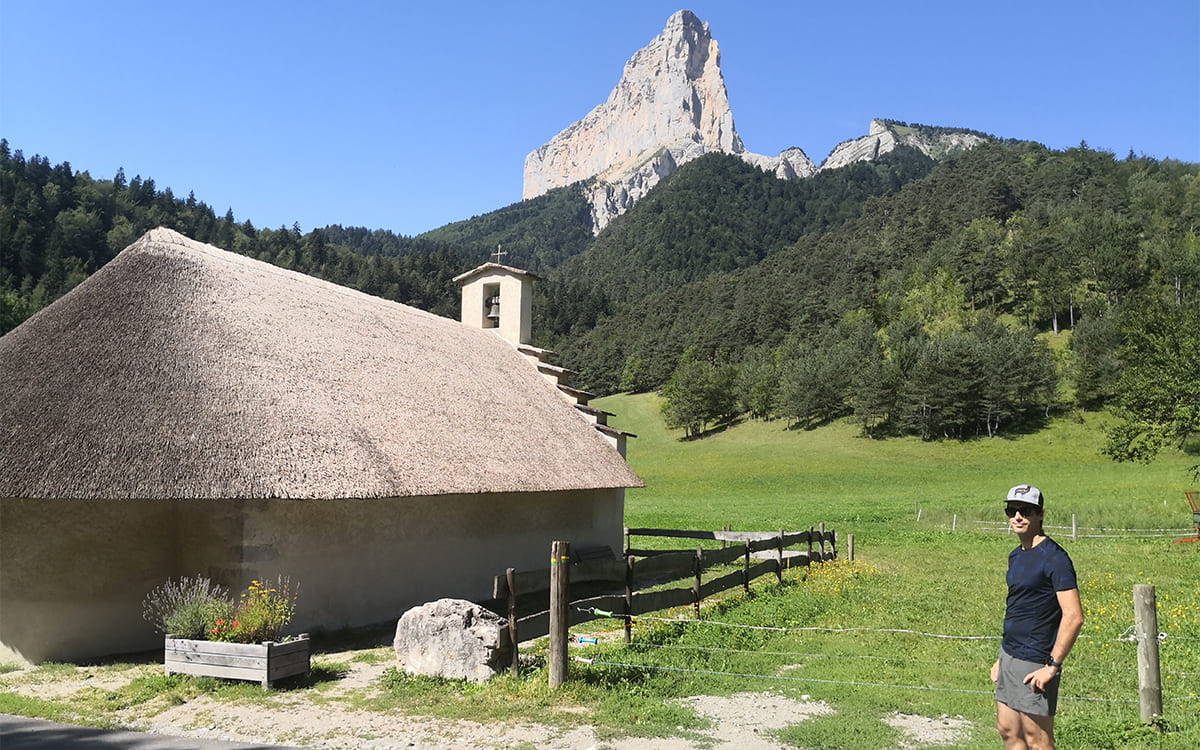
top-left (232, 621), bottom-right (240, 627)
top-left (212, 627), bottom-right (219, 634)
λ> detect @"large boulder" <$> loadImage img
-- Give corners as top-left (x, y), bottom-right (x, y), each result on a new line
top-left (393, 599), bottom-right (513, 683)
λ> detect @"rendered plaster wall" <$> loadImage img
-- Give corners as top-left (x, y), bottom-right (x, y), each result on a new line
top-left (0, 488), bottom-right (624, 664)
top-left (0, 498), bottom-right (242, 666)
top-left (239, 488), bottom-right (625, 633)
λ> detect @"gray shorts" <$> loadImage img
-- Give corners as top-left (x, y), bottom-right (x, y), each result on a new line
top-left (996, 648), bottom-right (1059, 716)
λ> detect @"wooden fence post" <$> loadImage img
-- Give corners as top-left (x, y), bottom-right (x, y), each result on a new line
top-left (1134, 584), bottom-right (1163, 723)
top-left (819, 522), bottom-right (826, 559)
top-left (506, 568), bottom-right (519, 677)
top-left (624, 555), bottom-right (634, 645)
top-left (777, 529), bottom-right (785, 581)
top-left (847, 534), bottom-right (855, 561)
top-left (549, 541), bottom-right (570, 688)
top-left (1072, 514), bottom-right (1077, 542)
top-left (743, 542), bottom-right (751, 593)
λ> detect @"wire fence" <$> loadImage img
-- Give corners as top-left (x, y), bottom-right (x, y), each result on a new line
top-left (569, 604), bottom-right (1200, 705)
top-left (910, 507), bottom-right (1199, 540)
top-left (972, 520), bottom-right (1198, 540)
top-left (614, 641), bottom-right (1200, 678)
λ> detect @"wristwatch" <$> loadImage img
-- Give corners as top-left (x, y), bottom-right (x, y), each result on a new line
top-left (1046, 657), bottom-right (1063, 673)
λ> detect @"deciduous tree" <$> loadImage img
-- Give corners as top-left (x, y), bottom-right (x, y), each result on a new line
top-left (1104, 296), bottom-right (1200, 477)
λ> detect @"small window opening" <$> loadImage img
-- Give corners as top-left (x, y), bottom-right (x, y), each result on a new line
top-left (483, 283), bottom-right (500, 328)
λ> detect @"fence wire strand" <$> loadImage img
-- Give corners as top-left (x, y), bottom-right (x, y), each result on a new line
top-left (580, 606), bottom-right (1198, 645)
top-left (623, 642), bottom-right (1165, 675)
top-left (571, 657), bottom-right (1200, 703)
top-left (571, 607), bottom-right (1200, 694)
top-left (579, 606), bottom-right (1001, 639)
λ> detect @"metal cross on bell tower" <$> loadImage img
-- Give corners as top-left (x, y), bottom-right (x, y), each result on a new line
top-left (492, 244), bottom-right (507, 265)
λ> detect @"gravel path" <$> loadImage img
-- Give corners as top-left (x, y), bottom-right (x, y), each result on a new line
top-left (1, 654), bottom-right (972, 749)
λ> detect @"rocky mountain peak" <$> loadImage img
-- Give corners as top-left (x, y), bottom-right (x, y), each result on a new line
top-left (523, 12), bottom-right (988, 234)
top-left (523, 10), bottom-right (810, 233)
top-left (819, 119), bottom-right (991, 171)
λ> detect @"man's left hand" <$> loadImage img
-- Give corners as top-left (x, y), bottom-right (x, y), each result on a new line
top-left (1023, 665), bottom-right (1058, 693)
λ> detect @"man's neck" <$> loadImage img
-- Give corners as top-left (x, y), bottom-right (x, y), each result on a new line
top-left (1017, 529), bottom-right (1045, 550)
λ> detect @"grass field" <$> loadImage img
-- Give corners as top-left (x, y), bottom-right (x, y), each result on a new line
top-left (581, 393), bottom-right (1200, 749)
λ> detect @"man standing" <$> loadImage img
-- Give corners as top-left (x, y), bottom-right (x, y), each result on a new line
top-left (991, 484), bottom-right (1084, 750)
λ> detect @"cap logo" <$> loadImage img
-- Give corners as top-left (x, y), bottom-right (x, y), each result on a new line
top-left (1005, 484), bottom-right (1044, 508)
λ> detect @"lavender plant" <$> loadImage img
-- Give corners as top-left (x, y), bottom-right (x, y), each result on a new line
top-left (142, 576), bottom-right (233, 640)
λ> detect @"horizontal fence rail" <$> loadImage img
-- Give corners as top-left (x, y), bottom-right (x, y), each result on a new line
top-left (495, 527), bottom-right (837, 678)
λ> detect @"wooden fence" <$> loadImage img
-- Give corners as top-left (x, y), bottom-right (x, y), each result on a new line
top-left (492, 526), bottom-right (837, 678)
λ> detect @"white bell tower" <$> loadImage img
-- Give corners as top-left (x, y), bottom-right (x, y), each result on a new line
top-left (452, 250), bottom-right (539, 346)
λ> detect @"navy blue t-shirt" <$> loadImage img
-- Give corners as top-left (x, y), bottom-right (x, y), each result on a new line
top-left (1002, 537), bottom-right (1078, 662)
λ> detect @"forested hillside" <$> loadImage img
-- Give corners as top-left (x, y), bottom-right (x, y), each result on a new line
top-left (557, 141), bottom-right (1197, 387)
top-left (2, 136), bottom-right (1197, 457)
top-left (0, 140), bottom-right (476, 327)
top-left (0, 139), bottom-right (612, 330)
top-left (0, 138), bottom-right (929, 339)
top-left (417, 181), bottom-right (595, 272)
top-left (552, 141), bottom-right (1198, 453)
top-left (557, 147), bottom-right (937, 303)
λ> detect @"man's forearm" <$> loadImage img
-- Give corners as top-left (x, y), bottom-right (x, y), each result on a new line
top-left (1050, 589), bottom-right (1084, 665)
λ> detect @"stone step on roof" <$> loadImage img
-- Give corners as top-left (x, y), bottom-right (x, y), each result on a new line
top-left (595, 423), bottom-right (637, 440)
top-left (516, 343), bottom-right (556, 361)
top-left (574, 403), bottom-right (615, 426)
top-left (536, 362), bottom-right (578, 380)
top-left (556, 384), bottom-right (595, 405)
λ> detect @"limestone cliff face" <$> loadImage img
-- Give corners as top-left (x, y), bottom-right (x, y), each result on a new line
top-left (820, 119), bottom-right (991, 171)
top-left (523, 12), bottom-right (989, 234)
top-left (741, 148), bottom-right (818, 180)
top-left (523, 10), bottom-right (813, 233)
top-left (523, 10), bottom-right (740, 200)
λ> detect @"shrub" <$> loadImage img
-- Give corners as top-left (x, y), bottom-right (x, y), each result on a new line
top-left (143, 575), bottom-right (299, 642)
top-left (142, 577), bottom-right (232, 640)
top-left (213, 577), bottom-right (300, 643)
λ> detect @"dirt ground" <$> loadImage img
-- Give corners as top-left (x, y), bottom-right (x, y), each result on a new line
top-left (1, 651), bottom-right (973, 749)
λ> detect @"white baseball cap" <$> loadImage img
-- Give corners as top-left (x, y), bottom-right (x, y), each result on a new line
top-left (1006, 484), bottom-right (1044, 509)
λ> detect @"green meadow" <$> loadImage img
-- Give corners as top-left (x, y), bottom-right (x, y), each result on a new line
top-left (581, 392), bottom-right (1200, 749)
top-left (603, 392), bottom-right (1194, 535)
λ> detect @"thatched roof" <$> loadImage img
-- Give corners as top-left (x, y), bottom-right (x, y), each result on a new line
top-left (0, 228), bottom-right (643, 500)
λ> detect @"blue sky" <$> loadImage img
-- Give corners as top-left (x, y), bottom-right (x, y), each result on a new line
top-left (2, 1), bottom-right (1197, 237)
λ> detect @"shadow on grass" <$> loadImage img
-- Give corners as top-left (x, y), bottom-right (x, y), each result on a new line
top-left (278, 662), bottom-right (350, 689)
top-left (309, 621), bottom-right (395, 653)
top-left (570, 658), bottom-right (655, 690)
top-left (679, 416), bottom-right (746, 441)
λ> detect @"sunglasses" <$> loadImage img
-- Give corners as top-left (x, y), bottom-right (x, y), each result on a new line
top-left (1005, 505), bottom-right (1040, 518)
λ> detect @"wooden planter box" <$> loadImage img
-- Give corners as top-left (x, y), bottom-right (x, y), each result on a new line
top-left (164, 633), bottom-right (310, 687)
